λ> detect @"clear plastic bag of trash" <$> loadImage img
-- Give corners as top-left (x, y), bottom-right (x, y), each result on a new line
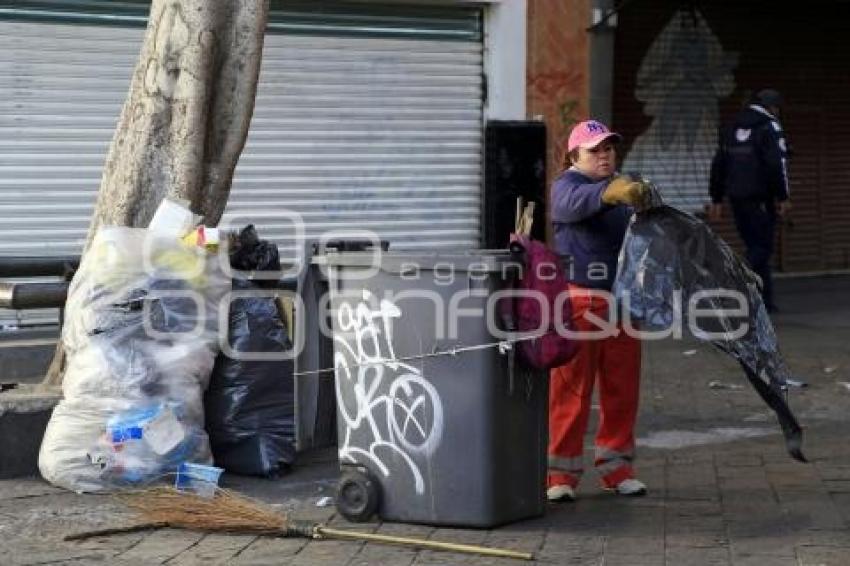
top-left (174, 462), bottom-right (224, 498)
top-left (39, 225), bottom-right (230, 492)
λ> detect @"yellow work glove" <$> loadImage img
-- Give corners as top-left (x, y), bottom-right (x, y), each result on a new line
top-left (601, 176), bottom-right (651, 210)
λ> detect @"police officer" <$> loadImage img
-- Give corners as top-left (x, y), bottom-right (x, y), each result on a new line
top-left (709, 89), bottom-right (791, 312)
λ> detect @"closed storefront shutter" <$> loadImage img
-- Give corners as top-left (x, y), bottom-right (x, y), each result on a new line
top-left (613, 0), bottom-right (850, 273)
top-left (0, 13), bottom-right (144, 327)
top-left (224, 4), bottom-right (484, 258)
top-left (0, 1), bottom-right (484, 326)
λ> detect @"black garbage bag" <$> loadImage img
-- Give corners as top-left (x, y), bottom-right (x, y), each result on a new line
top-left (229, 225), bottom-right (281, 285)
top-left (204, 280), bottom-right (296, 477)
top-left (613, 200), bottom-right (805, 462)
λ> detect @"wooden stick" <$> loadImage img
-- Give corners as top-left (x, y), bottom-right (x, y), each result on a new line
top-left (515, 197), bottom-right (523, 232)
top-left (64, 521), bottom-right (169, 541)
top-left (317, 526), bottom-right (535, 561)
top-left (523, 201), bottom-right (536, 236)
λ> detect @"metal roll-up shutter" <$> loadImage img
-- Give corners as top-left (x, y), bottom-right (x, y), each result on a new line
top-left (0, 9), bottom-right (145, 327)
top-left (0, 2), bottom-right (483, 258)
top-left (0, 20), bottom-right (144, 257)
top-left (223, 3), bottom-right (484, 258)
top-left (0, 1), bottom-right (484, 326)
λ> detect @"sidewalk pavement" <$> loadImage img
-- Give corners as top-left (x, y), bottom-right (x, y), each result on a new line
top-left (2, 276), bottom-right (850, 565)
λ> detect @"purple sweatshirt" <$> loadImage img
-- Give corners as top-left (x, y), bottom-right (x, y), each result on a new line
top-left (551, 168), bottom-right (632, 290)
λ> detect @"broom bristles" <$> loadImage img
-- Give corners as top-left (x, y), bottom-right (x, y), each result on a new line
top-left (118, 486), bottom-right (287, 535)
top-left (97, 486), bottom-right (534, 560)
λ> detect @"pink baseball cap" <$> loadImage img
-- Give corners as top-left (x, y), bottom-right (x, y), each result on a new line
top-left (567, 120), bottom-right (623, 152)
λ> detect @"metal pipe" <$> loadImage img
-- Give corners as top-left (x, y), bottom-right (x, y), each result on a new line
top-left (0, 256), bottom-right (79, 278)
top-left (0, 282), bottom-right (69, 309)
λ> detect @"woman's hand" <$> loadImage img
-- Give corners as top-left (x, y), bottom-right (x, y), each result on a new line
top-left (602, 176), bottom-right (651, 210)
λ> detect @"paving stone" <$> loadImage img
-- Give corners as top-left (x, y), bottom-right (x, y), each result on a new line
top-left (716, 455), bottom-right (763, 468)
top-left (116, 530), bottom-right (204, 564)
top-left (228, 537), bottom-right (308, 566)
top-left (539, 533), bottom-right (605, 553)
top-left (729, 535), bottom-right (797, 557)
top-left (493, 515), bottom-right (550, 536)
top-left (666, 532), bottom-right (729, 548)
top-left (829, 493), bottom-right (850, 525)
top-left (822, 479), bottom-right (850, 494)
top-left (775, 493), bottom-right (847, 530)
top-left (165, 534), bottom-right (256, 565)
top-left (0, 478), bottom-right (63, 501)
top-left (347, 542), bottom-right (417, 566)
top-left (796, 545), bottom-right (850, 566)
top-left (412, 548), bottom-right (491, 565)
top-left (815, 464), bottom-right (850, 481)
top-left (724, 518), bottom-right (793, 540)
top-left (604, 535), bottom-right (664, 556)
top-left (2, 540), bottom-right (112, 566)
top-left (289, 539), bottom-right (367, 566)
top-left (71, 531), bottom-right (149, 559)
top-left (0, 491), bottom-right (135, 542)
top-left (665, 486), bottom-right (719, 501)
top-left (792, 529), bottom-right (850, 547)
top-left (667, 499), bottom-right (724, 517)
top-left (665, 545), bottom-right (730, 566)
top-left (598, 554), bottom-right (663, 566)
top-left (731, 554), bottom-right (797, 566)
top-left (481, 531), bottom-right (545, 555)
top-left (522, 548), bottom-right (603, 566)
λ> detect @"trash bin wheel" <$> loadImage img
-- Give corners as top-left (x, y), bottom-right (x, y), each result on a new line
top-left (335, 468), bottom-right (380, 522)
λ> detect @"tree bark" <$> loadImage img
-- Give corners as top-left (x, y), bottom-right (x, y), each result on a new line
top-left (42, 0), bottom-right (270, 387)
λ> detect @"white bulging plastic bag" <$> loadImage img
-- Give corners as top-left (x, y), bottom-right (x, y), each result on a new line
top-left (39, 226), bottom-right (229, 492)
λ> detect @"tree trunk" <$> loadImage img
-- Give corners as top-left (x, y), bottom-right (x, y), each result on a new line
top-left (42, 0), bottom-right (270, 387)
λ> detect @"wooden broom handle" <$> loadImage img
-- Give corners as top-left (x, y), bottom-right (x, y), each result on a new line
top-left (317, 526), bottom-right (534, 561)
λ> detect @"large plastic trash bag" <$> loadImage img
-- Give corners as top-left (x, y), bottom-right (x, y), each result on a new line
top-left (228, 225), bottom-right (281, 284)
top-left (205, 224), bottom-right (296, 477)
top-left (613, 201), bottom-right (805, 462)
top-left (205, 279), bottom-right (295, 477)
top-left (39, 227), bottom-right (230, 492)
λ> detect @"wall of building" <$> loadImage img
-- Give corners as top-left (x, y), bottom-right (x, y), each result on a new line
top-left (526, 0), bottom-right (591, 190)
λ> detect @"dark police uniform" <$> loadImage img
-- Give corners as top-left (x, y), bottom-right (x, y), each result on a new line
top-left (710, 102), bottom-right (790, 310)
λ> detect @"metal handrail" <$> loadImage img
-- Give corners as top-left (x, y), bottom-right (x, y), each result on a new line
top-left (0, 282), bottom-right (69, 310)
top-left (0, 256), bottom-right (79, 278)
top-left (0, 255), bottom-right (298, 310)
top-left (0, 256), bottom-right (79, 310)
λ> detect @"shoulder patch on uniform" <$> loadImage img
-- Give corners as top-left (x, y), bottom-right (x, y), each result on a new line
top-left (778, 137), bottom-right (787, 152)
top-left (771, 121), bottom-right (782, 132)
top-left (735, 128), bottom-right (752, 142)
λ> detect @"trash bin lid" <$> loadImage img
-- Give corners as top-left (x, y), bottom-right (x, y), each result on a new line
top-left (314, 250), bottom-right (513, 273)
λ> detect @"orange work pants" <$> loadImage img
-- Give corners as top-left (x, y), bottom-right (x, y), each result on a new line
top-left (548, 283), bottom-right (641, 489)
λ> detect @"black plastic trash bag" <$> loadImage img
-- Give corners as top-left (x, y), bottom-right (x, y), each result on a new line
top-left (229, 225), bottom-right (281, 284)
top-left (205, 279), bottom-right (296, 476)
top-left (613, 202), bottom-right (805, 462)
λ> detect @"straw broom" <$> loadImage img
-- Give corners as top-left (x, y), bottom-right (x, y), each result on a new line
top-left (64, 487), bottom-right (534, 561)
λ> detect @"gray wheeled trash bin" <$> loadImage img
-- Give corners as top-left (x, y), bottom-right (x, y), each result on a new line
top-left (320, 250), bottom-right (548, 528)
